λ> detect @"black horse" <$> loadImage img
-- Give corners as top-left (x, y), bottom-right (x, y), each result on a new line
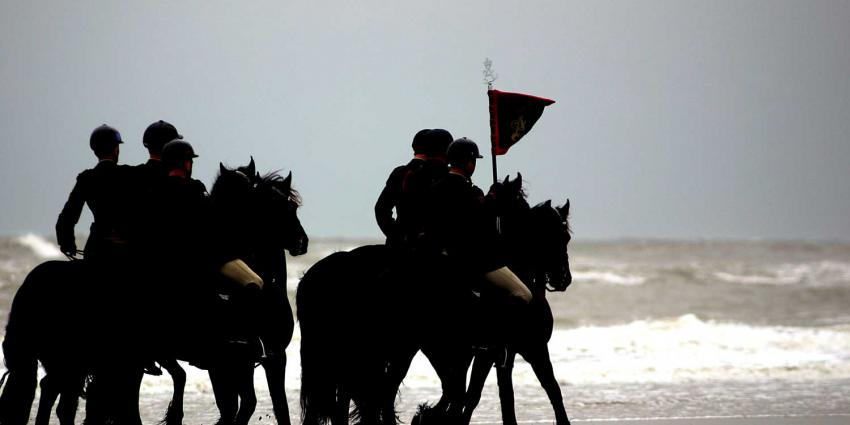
top-left (157, 159), bottom-right (308, 425)
top-left (0, 159), bottom-right (307, 425)
top-left (405, 175), bottom-right (572, 425)
top-left (460, 198), bottom-right (572, 424)
top-left (296, 174), bottom-right (572, 425)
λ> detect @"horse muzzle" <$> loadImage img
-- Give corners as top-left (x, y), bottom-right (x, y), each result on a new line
top-left (288, 235), bottom-right (309, 256)
top-left (547, 269), bottom-right (572, 292)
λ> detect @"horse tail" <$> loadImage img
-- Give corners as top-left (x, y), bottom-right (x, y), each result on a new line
top-left (297, 251), bottom-right (354, 424)
top-left (0, 261), bottom-right (67, 425)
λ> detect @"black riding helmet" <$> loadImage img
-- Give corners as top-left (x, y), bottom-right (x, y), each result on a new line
top-left (161, 139), bottom-right (198, 170)
top-left (89, 124), bottom-right (123, 155)
top-left (411, 129), bottom-right (431, 155)
top-left (447, 137), bottom-right (483, 167)
top-left (143, 120), bottom-right (182, 154)
top-left (424, 129), bottom-right (453, 158)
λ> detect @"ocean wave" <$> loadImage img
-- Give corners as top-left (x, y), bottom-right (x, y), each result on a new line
top-left (548, 314), bottom-right (850, 384)
top-left (714, 261), bottom-right (850, 286)
top-left (3, 315), bottom-right (850, 395)
top-left (573, 271), bottom-right (647, 286)
top-left (14, 234), bottom-right (62, 259)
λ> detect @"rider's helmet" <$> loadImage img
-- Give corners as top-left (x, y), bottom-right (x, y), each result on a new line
top-left (143, 120), bottom-right (182, 155)
top-left (89, 124), bottom-right (123, 156)
top-left (411, 129), bottom-right (431, 155)
top-left (447, 137), bottom-right (483, 167)
top-left (161, 139), bottom-right (198, 170)
top-left (424, 129), bottom-right (453, 158)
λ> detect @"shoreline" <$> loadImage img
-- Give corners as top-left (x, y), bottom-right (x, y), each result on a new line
top-left (498, 415), bottom-right (850, 424)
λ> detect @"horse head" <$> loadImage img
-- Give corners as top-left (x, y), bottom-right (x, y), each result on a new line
top-left (530, 198), bottom-right (572, 291)
top-left (212, 159), bottom-right (309, 257)
top-left (490, 173), bottom-right (529, 215)
top-left (254, 170), bottom-right (309, 256)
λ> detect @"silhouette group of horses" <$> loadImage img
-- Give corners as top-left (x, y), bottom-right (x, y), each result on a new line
top-left (0, 159), bottom-right (572, 425)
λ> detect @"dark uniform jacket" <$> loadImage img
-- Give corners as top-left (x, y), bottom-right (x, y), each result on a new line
top-left (147, 176), bottom-right (216, 272)
top-left (135, 159), bottom-right (168, 186)
top-left (56, 159), bottom-right (134, 260)
top-left (124, 159), bottom-right (170, 251)
top-left (375, 158), bottom-right (425, 245)
top-left (426, 172), bottom-right (504, 274)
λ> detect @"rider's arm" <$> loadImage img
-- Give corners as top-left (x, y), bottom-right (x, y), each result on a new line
top-left (55, 172), bottom-right (88, 255)
top-left (374, 167), bottom-right (404, 239)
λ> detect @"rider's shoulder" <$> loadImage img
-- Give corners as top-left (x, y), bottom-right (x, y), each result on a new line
top-left (386, 164), bottom-right (409, 184)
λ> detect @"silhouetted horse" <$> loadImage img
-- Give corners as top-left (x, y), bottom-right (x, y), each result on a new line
top-left (296, 174), bottom-right (572, 425)
top-left (460, 198), bottom-right (572, 425)
top-left (161, 160), bottom-right (307, 425)
top-left (0, 159), bottom-right (307, 425)
top-left (407, 176), bottom-right (572, 425)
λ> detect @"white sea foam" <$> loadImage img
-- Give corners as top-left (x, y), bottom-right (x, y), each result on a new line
top-left (573, 271), bottom-right (646, 286)
top-left (14, 234), bottom-right (62, 259)
top-left (714, 261), bottom-right (850, 286)
top-left (548, 314), bottom-right (850, 384)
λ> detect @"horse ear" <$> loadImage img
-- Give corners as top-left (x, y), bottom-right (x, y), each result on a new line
top-left (220, 162), bottom-right (227, 174)
top-left (508, 173), bottom-right (521, 191)
top-left (559, 199), bottom-right (570, 217)
top-left (544, 199), bottom-right (552, 209)
top-left (283, 171), bottom-right (292, 188)
top-left (502, 175), bottom-right (509, 184)
top-left (247, 157), bottom-right (256, 177)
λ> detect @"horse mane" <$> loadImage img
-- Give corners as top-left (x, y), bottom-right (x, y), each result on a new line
top-left (260, 171), bottom-right (302, 207)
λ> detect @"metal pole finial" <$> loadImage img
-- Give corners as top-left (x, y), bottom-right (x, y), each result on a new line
top-left (483, 58), bottom-right (498, 90)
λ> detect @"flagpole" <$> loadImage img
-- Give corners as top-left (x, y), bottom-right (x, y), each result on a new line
top-left (484, 58), bottom-right (498, 186)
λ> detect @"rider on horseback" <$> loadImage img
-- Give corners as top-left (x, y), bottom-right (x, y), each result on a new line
top-left (151, 140), bottom-right (264, 353)
top-left (375, 128), bottom-right (429, 249)
top-left (426, 138), bottom-right (532, 361)
top-left (56, 124), bottom-right (134, 261)
top-left (428, 137), bottom-right (532, 304)
top-left (375, 128), bottom-right (452, 252)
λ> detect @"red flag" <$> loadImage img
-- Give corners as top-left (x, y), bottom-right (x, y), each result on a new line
top-left (488, 89), bottom-right (555, 155)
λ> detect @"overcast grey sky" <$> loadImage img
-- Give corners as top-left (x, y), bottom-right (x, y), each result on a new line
top-left (1, 0), bottom-right (849, 240)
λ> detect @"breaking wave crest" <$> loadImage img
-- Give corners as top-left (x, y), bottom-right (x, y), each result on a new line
top-left (548, 314), bottom-right (850, 384)
top-left (713, 262), bottom-right (850, 286)
top-left (14, 234), bottom-right (62, 259)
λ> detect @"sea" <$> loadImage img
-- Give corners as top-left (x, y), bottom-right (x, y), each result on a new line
top-left (2, 234), bottom-right (850, 424)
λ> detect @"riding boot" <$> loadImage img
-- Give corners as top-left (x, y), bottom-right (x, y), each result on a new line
top-left (228, 283), bottom-right (263, 359)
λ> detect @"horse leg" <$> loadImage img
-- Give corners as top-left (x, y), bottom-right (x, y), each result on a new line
top-left (84, 373), bottom-right (107, 425)
top-left (421, 346), bottom-right (452, 414)
top-left (424, 345), bottom-right (471, 422)
top-left (331, 385), bottom-right (350, 425)
top-left (496, 354), bottom-right (518, 425)
top-left (233, 363), bottom-right (257, 425)
top-left (55, 371), bottom-right (86, 425)
top-left (115, 367), bottom-right (144, 425)
top-left (461, 352), bottom-right (494, 425)
top-left (523, 346), bottom-right (570, 425)
top-left (159, 358), bottom-right (186, 425)
top-left (209, 367), bottom-right (238, 425)
top-left (0, 348), bottom-right (37, 425)
top-left (261, 353), bottom-right (290, 425)
top-left (35, 375), bottom-right (59, 425)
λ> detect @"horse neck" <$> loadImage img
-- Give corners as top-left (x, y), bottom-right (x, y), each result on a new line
top-left (499, 207), bottom-right (547, 297)
top-left (250, 245), bottom-right (288, 288)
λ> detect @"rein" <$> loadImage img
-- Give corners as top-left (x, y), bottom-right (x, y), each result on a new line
top-left (65, 249), bottom-right (85, 261)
